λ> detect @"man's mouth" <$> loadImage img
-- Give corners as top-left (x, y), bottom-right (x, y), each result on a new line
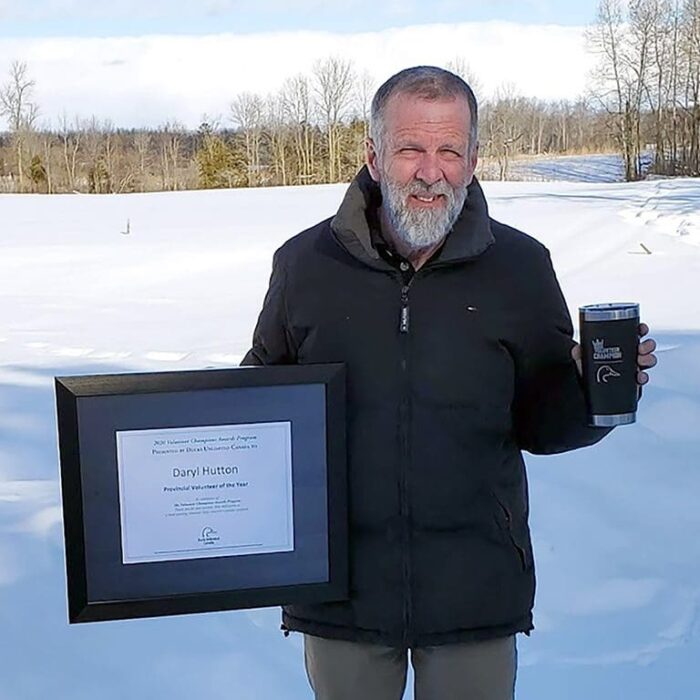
top-left (409, 193), bottom-right (445, 205)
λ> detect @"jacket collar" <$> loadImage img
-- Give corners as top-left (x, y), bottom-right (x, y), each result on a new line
top-left (330, 166), bottom-right (495, 270)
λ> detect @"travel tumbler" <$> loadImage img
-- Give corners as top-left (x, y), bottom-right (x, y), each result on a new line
top-left (579, 302), bottom-right (640, 427)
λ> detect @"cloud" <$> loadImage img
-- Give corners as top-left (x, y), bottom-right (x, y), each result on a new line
top-left (0, 22), bottom-right (595, 129)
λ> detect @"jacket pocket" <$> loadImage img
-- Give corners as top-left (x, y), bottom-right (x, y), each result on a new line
top-left (492, 492), bottom-right (532, 571)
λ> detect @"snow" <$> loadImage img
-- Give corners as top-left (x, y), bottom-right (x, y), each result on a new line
top-left (509, 152), bottom-right (654, 183)
top-left (1, 170), bottom-right (699, 699)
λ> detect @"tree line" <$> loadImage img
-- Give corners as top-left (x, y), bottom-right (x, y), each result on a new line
top-left (587, 0), bottom-right (700, 179)
top-left (1, 0), bottom-right (698, 194)
top-left (0, 59), bottom-right (619, 194)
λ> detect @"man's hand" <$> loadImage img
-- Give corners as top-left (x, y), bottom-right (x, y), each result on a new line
top-left (571, 322), bottom-right (658, 385)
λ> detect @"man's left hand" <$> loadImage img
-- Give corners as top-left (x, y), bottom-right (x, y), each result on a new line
top-left (571, 322), bottom-right (658, 386)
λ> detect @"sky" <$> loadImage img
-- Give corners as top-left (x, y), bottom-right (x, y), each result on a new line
top-left (0, 1), bottom-right (603, 129)
top-left (1, 0), bottom-right (602, 37)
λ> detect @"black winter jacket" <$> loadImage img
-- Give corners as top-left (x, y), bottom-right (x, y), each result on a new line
top-left (242, 167), bottom-right (612, 647)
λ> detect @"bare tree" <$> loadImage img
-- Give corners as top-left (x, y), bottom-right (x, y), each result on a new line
top-left (681, 0), bottom-right (700, 172)
top-left (351, 70), bottom-right (376, 169)
top-left (40, 129), bottom-right (56, 193)
top-left (231, 92), bottom-right (264, 186)
top-left (134, 131), bottom-right (152, 189)
top-left (588, 0), bottom-right (632, 178)
top-left (483, 84), bottom-right (524, 180)
top-left (0, 61), bottom-right (40, 191)
top-left (445, 57), bottom-right (483, 100)
top-left (265, 91), bottom-right (290, 186)
top-left (587, 0), bottom-right (655, 179)
top-left (313, 57), bottom-right (354, 182)
top-left (354, 70), bottom-right (375, 139)
top-left (156, 121), bottom-right (186, 190)
top-left (586, 0), bottom-right (700, 176)
top-left (58, 113), bottom-right (82, 191)
top-left (282, 74), bottom-right (316, 184)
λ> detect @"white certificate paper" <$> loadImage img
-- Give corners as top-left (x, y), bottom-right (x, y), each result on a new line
top-left (115, 422), bottom-right (294, 564)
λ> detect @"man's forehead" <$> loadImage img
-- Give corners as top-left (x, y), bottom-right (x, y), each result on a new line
top-left (382, 94), bottom-right (471, 137)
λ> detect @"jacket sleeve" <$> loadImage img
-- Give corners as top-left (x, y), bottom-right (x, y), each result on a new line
top-left (240, 249), bottom-right (296, 366)
top-left (512, 248), bottom-right (613, 454)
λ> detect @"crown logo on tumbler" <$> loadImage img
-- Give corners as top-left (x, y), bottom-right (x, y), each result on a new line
top-left (592, 337), bottom-right (623, 361)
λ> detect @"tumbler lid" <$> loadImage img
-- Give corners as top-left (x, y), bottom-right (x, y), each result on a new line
top-left (579, 302), bottom-right (639, 321)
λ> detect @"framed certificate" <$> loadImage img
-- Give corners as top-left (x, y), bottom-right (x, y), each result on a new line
top-left (55, 364), bottom-right (347, 623)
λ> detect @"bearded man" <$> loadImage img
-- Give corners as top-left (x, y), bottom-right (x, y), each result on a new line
top-left (242, 66), bottom-right (657, 700)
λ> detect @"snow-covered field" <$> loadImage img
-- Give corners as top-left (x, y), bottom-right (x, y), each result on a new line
top-left (511, 153), bottom-right (652, 183)
top-left (1, 174), bottom-right (699, 699)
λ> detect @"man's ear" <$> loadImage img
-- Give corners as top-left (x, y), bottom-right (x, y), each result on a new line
top-left (465, 141), bottom-right (479, 185)
top-left (366, 138), bottom-right (381, 182)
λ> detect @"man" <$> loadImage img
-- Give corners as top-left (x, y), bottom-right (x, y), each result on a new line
top-left (242, 66), bottom-right (657, 699)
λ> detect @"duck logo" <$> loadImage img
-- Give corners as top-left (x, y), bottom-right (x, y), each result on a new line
top-left (198, 526), bottom-right (220, 545)
top-left (596, 365), bottom-right (621, 384)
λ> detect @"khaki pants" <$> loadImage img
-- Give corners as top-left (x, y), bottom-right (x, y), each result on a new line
top-left (303, 634), bottom-right (517, 700)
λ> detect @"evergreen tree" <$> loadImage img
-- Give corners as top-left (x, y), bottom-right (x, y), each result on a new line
top-left (195, 121), bottom-right (244, 189)
top-left (28, 154), bottom-right (47, 191)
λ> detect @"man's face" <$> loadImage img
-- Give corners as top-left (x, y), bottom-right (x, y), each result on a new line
top-left (367, 93), bottom-right (478, 253)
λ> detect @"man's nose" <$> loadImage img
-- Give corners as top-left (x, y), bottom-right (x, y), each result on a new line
top-left (415, 153), bottom-right (443, 186)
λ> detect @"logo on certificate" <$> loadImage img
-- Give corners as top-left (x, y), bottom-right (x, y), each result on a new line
top-left (198, 526), bottom-right (220, 546)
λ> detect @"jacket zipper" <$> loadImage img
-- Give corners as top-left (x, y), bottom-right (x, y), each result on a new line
top-left (398, 275), bottom-right (415, 646)
top-left (400, 285), bottom-right (410, 333)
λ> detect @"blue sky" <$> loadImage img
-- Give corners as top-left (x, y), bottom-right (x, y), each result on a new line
top-left (1, 0), bottom-right (601, 38)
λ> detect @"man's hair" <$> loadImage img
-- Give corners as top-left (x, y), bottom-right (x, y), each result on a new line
top-left (370, 65), bottom-right (478, 156)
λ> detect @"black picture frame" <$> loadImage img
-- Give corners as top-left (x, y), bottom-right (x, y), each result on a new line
top-left (55, 364), bottom-right (347, 624)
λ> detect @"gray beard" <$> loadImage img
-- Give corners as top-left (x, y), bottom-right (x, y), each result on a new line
top-left (379, 177), bottom-right (468, 254)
